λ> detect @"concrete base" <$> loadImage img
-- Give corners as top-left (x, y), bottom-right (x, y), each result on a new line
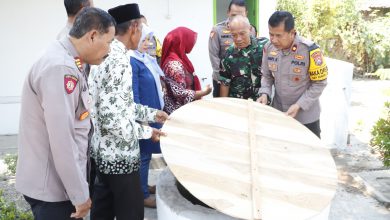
top-left (156, 168), bottom-right (239, 220)
top-left (354, 170), bottom-right (390, 205)
top-left (156, 168), bottom-right (330, 220)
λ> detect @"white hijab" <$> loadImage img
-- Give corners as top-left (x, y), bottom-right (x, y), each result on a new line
top-left (129, 25), bottom-right (165, 109)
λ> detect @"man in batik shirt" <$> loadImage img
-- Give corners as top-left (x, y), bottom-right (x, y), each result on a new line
top-left (88, 4), bottom-right (168, 220)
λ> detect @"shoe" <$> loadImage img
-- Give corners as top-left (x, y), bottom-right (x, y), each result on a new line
top-left (148, 185), bottom-right (156, 194)
top-left (144, 197), bottom-right (156, 208)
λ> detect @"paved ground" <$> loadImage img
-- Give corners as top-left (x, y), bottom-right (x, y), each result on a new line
top-left (0, 79), bottom-right (389, 219)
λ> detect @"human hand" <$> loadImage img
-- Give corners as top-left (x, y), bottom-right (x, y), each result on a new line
top-left (151, 128), bottom-right (167, 142)
top-left (256, 94), bottom-right (268, 105)
top-left (155, 110), bottom-right (169, 124)
top-left (202, 84), bottom-right (212, 96)
top-left (285, 104), bottom-right (300, 118)
top-left (70, 198), bottom-right (91, 219)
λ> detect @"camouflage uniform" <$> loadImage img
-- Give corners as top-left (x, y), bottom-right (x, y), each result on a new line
top-left (209, 19), bottom-right (257, 97)
top-left (219, 36), bottom-right (268, 100)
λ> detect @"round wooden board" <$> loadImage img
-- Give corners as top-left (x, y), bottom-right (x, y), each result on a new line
top-left (160, 98), bottom-right (337, 220)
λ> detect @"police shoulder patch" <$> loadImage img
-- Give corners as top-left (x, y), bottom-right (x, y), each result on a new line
top-left (64, 75), bottom-right (78, 94)
top-left (308, 48), bottom-right (328, 81)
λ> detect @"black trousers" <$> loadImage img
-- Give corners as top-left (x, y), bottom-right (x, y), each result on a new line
top-left (213, 80), bottom-right (220, 97)
top-left (24, 196), bottom-right (81, 220)
top-left (90, 170), bottom-right (143, 220)
top-left (304, 119), bottom-right (321, 138)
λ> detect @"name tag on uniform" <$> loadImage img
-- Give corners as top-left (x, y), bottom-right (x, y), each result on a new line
top-left (268, 57), bottom-right (278, 62)
top-left (291, 60), bottom-right (306, 66)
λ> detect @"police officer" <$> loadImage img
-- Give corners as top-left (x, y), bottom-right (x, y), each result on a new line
top-left (15, 8), bottom-right (115, 220)
top-left (209, 0), bottom-right (256, 97)
top-left (219, 15), bottom-right (268, 100)
top-left (257, 11), bottom-right (328, 138)
top-left (57, 0), bottom-right (93, 40)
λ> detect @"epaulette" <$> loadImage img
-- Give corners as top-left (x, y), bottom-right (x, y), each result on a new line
top-left (215, 20), bottom-right (228, 28)
top-left (74, 57), bottom-right (83, 72)
top-left (308, 43), bottom-right (320, 52)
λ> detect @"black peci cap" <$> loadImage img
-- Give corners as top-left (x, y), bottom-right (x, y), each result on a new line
top-left (108, 3), bottom-right (141, 24)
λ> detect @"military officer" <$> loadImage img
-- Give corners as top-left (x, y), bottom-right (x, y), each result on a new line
top-left (257, 11), bottom-right (328, 138)
top-left (15, 8), bottom-right (115, 220)
top-left (209, 0), bottom-right (256, 97)
top-left (219, 15), bottom-right (268, 100)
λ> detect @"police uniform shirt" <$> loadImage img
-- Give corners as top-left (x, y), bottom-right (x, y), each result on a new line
top-left (259, 35), bottom-right (328, 124)
top-left (15, 37), bottom-right (90, 205)
top-left (209, 19), bottom-right (257, 81)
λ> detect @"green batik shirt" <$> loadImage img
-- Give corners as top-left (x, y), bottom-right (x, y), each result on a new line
top-left (219, 36), bottom-right (268, 100)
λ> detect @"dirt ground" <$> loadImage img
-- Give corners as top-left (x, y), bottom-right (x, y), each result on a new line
top-left (0, 79), bottom-right (389, 219)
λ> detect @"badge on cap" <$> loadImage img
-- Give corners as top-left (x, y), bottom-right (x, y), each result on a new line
top-left (74, 57), bottom-right (83, 72)
top-left (64, 75), bottom-right (78, 94)
top-left (79, 110), bottom-right (89, 121)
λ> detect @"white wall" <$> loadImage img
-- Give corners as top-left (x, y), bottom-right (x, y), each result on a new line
top-left (0, 0), bottom-right (65, 134)
top-left (258, 0), bottom-right (277, 37)
top-left (0, 0), bottom-right (277, 135)
top-left (95, 0), bottom-right (214, 87)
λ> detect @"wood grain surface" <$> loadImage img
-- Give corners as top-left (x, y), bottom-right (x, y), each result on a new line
top-left (160, 98), bottom-right (337, 220)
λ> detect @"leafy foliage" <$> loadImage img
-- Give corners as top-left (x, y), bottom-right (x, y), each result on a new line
top-left (3, 155), bottom-right (17, 176)
top-left (371, 102), bottom-right (390, 166)
top-left (0, 191), bottom-right (33, 220)
top-left (276, 0), bottom-right (390, 75)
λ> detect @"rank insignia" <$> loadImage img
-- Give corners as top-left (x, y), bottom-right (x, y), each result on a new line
top-left (74, 57), bottom-right (83, 72)
top-left (222, 29), bottom-right (231, 34)
top-left (291, 44), bottom-right (297, 52)
top-left (270, 51), bottom-right (278, 56)
top-left (64, 75), bottom-right (78, 94)
top-left (295, 54), bottom-right (304, 60)
top-left (79, 110), bottom-right (89, 120)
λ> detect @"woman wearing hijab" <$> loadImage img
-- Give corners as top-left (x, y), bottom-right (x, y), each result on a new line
top-left (160, 27), bottom-right (212, 115)
top-left (129, 25), bottom-right (165, 208)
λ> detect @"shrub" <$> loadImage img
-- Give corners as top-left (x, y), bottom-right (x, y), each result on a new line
top-left (3, 155), bottom-right (17, 176)
top-left (276, 0), bottom-right (390, 75)
top-left (370, 102), bottom-right (390, 166)
top-left (0, 190), bottom-right (33, 220)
